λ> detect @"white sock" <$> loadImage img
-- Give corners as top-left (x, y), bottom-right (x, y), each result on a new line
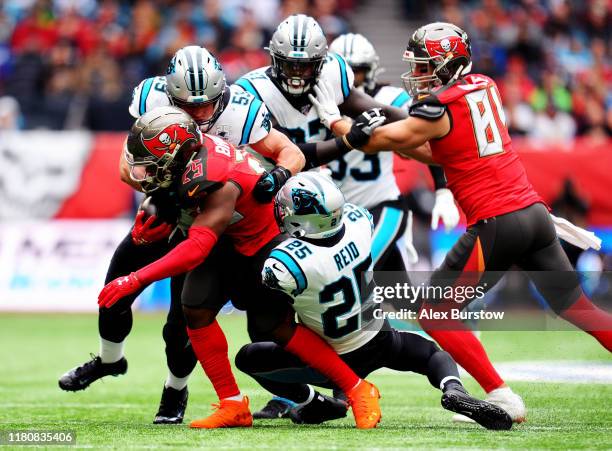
top-left (488, 386), bottom-right (513, 396)
top-left (297, 386), bottom-right (316, 407)
top-left (165, 372), bottom-right (190, 391)
top-left (100, 338), bottom-right (125, 364)
top-left (224, 393), bottom-right (243, 402)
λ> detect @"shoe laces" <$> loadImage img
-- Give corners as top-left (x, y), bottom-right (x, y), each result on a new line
top-left (74, 353), bottom-right (100, 377)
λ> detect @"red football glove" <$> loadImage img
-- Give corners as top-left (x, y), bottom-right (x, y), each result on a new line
top-left (131, 210), bottom-right (173, 245)
top-left (98, 273), bottom-right (143, 308)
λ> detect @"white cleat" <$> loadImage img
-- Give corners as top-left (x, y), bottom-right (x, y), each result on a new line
top-left (453, 387), bottom-right (526, 424)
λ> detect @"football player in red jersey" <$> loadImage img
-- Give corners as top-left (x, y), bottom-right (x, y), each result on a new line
top-left (97, 106), bottom-right (382, 429)
top-left (326, 22), bottom-right (612, 422)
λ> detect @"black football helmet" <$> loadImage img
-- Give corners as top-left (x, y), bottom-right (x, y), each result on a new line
top-left (125, 106), bottom-right (201, 192)
top-left (401, 22), bottom-right (472, 96)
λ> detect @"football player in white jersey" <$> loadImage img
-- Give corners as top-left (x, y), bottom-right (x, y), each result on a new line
top-left (59, 46), bottom-right (305, 425)
top-left (234, 172), bottom-right (512, 430)
top-left (234, 14), bottom-right (414, 175)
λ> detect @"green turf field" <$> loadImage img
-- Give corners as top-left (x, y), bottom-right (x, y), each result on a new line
top-left (0, 313), bottom-right (610, 450)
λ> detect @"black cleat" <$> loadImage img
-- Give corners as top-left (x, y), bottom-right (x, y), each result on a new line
top-left (441, 388), bottom-right (513, 430)
top-left (288, 392), bottom-right (349, 425)
top-left (253, 397), bottom-right (294, 420)
top-left (154, 385), bottom-right (188, 424)
top-left (58, 354), bottom-right (127, 392)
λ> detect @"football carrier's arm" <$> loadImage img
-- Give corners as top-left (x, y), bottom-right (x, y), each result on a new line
top-left (98, 183), bottom-right (240, 308)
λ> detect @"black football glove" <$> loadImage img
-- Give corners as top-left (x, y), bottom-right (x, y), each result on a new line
top-left (253, 165), bottom-right (292, 203)
top-left (343, 108), bottom-right (387, 149)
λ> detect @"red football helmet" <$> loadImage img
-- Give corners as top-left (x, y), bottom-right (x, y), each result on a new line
top-left (401, 22), bottom-right (472, 97)
top-left (125, 106), bottom-right (202, 192)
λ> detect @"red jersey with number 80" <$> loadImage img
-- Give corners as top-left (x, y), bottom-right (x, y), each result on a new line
top-left (179, 133), bottom-right (279, 256)
top-left (422, 74), bottom-right (543, 225)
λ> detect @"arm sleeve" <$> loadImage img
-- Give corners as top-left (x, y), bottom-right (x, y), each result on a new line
top-left (135, 226), bottom-right (218, 285)
top-left (428, 165), bottom-right (447, 190)
top-left (299, 138), bottom-right (352, 170)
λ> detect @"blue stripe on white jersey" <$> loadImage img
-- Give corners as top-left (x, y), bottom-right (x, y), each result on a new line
top-left (139, 78), bottom-right (154, 115)
top-left (240, 99), bottom-right (263, 145)
top-left (330, 53), bottom-right (350, 99)
top-left (235, 78), bottom-right (262, 101)
top-left (390, 90), bottom-right (411, 108)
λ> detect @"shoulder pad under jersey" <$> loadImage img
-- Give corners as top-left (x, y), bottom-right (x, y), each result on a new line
top-left (409, 92), bottom-right (446, 120)
top-left (321, 52), bottom-right (354, 104)
top-left (128, 76), bottom-right (170, 118)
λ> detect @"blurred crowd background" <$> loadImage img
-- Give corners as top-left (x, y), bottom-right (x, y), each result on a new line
top-left (0, 0), bottom-right (609, 139)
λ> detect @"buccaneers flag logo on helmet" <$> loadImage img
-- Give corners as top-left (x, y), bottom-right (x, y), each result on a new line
top-left (141, 123), bottom-right (199, 158)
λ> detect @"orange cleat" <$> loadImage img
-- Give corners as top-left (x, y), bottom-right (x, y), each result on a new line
top-left (346, 380), bottom-right (381, 429)
top-left (189, 396), bottom-right (253, 429)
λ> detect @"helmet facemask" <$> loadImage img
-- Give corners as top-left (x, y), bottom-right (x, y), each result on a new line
top-left (125, 146), bottom-right (180, 193)
top-left (270, 52), bottom-right (325, 96)
top-left (170, 92), bottom-right (225, 132)
top-left (401, 23), bottom-right (473, 97)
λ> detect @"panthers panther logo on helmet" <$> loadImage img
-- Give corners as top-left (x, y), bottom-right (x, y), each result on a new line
top-left (291, 188), bottom-right (328, 215)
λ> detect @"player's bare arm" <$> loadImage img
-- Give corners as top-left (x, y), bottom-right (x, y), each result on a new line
top-left (250, 128), bottom-right (305, 175)
top-left (360, 113), bottom-right (450, 164)
top-left (190, 183), bottom-right (240, 236)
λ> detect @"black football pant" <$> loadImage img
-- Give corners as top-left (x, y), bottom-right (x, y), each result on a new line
top-left (235, 326), bottom-right (459, 403)
top-left (425, 202), bottom-right (581, 315)
top-left (98, 231), bottom-right (197, 378)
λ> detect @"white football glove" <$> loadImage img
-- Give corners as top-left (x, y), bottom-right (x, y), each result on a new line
top-left (308, 80), bottom-right (341, 130)
top-left (431, 188), bottom-right (460, 232)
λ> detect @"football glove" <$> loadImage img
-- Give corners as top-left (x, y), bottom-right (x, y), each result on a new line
top-left (131, 210), bottom-right (173, 245)
top-left (308, 80), bottom-right (342, 130)
top-left (343, 108), bottom-right (386, 149)
top-left (253, 166), bottom-right (292, 203)
top-left (431, 188), bottom-right (460, 232)
top-left (98, 273), bottom-right (142, 308)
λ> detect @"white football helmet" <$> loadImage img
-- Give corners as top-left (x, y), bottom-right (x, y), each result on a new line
top-left (330, 33), bottom-right (381, 91)
top-left (274, 172), bottom-right (345, 239)
top-left (268, 14), bottom-right (328, 96)
top-left (166, 46), bottom-right (226, 130)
